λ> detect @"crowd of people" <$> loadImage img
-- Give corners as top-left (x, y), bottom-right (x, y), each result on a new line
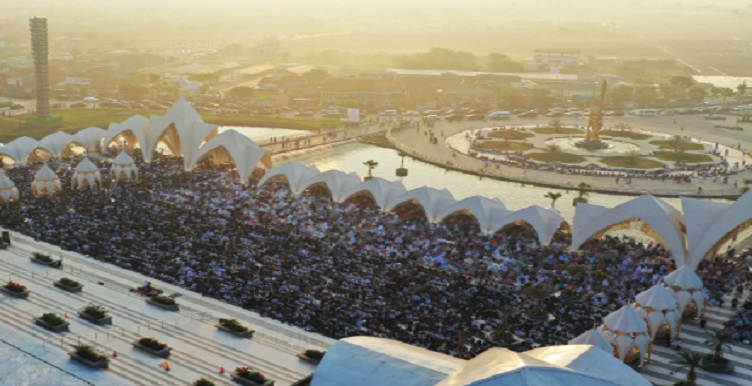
top-left (0, 154), bottom-right (746, 357)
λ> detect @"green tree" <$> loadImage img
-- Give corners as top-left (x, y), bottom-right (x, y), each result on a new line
top-left (544, 191), bottom-right (562, 209)
top-left (704, 329), bottom-right (733, 363)
top-left (688, 87), bottom-right (707, 102)
top-left (614, 122), bottom-right (632, 132)
top-left (486, 53), bottom-right (523, 72)
top-left (737, 82), bottom-right (748, 98)
top-left (719, 88), bottom-right (735, 101)
top-left (670, 351), bottom-right (702, 386)
top-left (546, 143), bottom-right (561, 153)
top-left (524, 284), bottom-right (553, 318)
top-left (625, 149), bottom-right (641, 165)
top-left (498, 88), bottom-right (527, 109)
top-left (549, 119), bottom-right (563, 134)
top-left (609, 85), bottom-right (634, 104)
top-left (669, 135), bottom-right (688, 163)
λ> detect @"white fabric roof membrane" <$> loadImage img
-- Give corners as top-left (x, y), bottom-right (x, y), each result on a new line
top-left (31, 164), bottom-right (62, 196)
top-left (103, 115), bottom-right (150, 156)
top-left (71, 157), bottom-right (102, 189)
top-left (386, 186), bottom-right (456, 223)
top-left (338, 177), bottom-right (407, 209)
top-left (568, 329), bottom-right (615, 354)
top-left (259, 163), bottom-right (320, 195)
top-left (0, 170), bottom-right (19, 203)
top-left (661, 265), bottom-right (706, 316)
top-left (40, 131), bottom-right (84, 158)
top-left (436, 196), bottom-right (509, 233)
top-left (436, 346), bottom-right (621, 386)
top-left (571, 195), bottom-right (687, 267)
top-left (682, 193), bottom-right (752, 268)
top-left (3, 136), bottom-right (49, 164)
top-left (311, 336), bottom-right (463, 386)
top-left (75, 127), bottom-right (106, 151)
top-left (188, 129), bottom-right (271, 182)
top-left (147, 98), bottom-right (217, 168)
top-left (634, 284), bottom-right (679, 339)
top-left (489, 205), bottom-right (565, 246)
top-left (299, 169), bottom-right (362, 202)
top-left (111, 151), bottom-right (138, 180)
top-left (603, 305), bottom-right (648, 334)
top-left (525, 345), bottom-right (650, 386)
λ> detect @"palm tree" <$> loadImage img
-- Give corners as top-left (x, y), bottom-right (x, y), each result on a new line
top-left (670, 351), bottom-right (702, 386)
top-left (363, 160), bottom-right (378, 180)
top-left (573, 182), bottom-right (590, 205)
top-left (544, 191), bottom-right (562, 209)
top-left (613, 122), bottom-right (632, 132)
top-left (737, 81), bottom-right (748, 100)
top-left (705, 329), bottom-right (733, 363)
top-left (546, 143), bottom-right (561, 153)
top-left (549, 119), bottom-right (563, 134)
top-left (669, 135), bottom-right (688, 163)
top-left (625, 149), bottom-right (641, 165)
top-left (525, 284), bottom-right (553, 319)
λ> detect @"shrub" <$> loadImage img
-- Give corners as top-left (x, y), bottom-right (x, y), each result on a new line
top-left (305, 350), bottom-right (326, 360)
top-left (5, 281), bottom-right (27, 292)
top-left (152, 295), bottom-right (176, 305)
top-left (236, 367), bottom-right (266, 383)
top-left (72, 344), bottom-right (107, 362)
top-left (220, 318), bottom-right (248, 332)
top-left (33, 252), bottom-right (53, 262)
top-left (59, 277), bottom-right (80, 287)
top-left (138, 337), bottom-right (167, 351)
top-left (83, 305), bottom-right (107, 319)
top-left (193, 379), bottom-right (216, 386)
top-left (41, 313), bottom-right (65, 326)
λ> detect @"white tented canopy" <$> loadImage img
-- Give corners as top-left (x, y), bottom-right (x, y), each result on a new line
top-left (489, 205), bottom-right (566, 246)
top-left (437, 347), bottom-right (622, 386)
top-left (111, 151), bottom-right (138, 181)
top-left (311, 336), bottom-right (464, 386)
top-left (40, 131), bottom-right (85, 158)
top-left (103, 115), bottom-right (150, 156)
top-left (568, 329), bottom-right (615, 354)
top-left (187, 129), bottom-right (271, 182)
top-left (634, 284), bottom-right (679, 339)
top-left (2, 136), bottom-right (50, 164)
top-left (525, 345), bottom-right (650, 386)
top-left (436, 195), bottom-right (509, 233)
top-left (31, 164), bottom-right (62, 196)
top-left (661, 266), bottom-right (706, 317)
top-left (74, 127), bottom-right (106, 151)
top-left (259, 163), bottom-right (320, 194)
top-left (571, 195), bottom-right (687, 266)
top-left (339, 177), bottom-right (407, 209)
top-left (601, 306), bottom-right (650, 364)
top-left (147, 98), bottom-right (218, 168)
top-left (682, 193), bottom-right (752, 268)
top-left (0, 170), bottom-right (19, 204)
top-left (300, 169), bottom-right (362, 202)
top-left (71, 157), bottom-right (102, 189)
top-left (385, 186), bottom-right (456, 223)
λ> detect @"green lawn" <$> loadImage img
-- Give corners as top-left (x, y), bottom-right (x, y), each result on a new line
top-left (0, 108), bottom-right (345, 142)
top-left (533, 127), bottom-right (584, 135)
top-left (649, 140), bottom-right (705, 151)
top-left (600, 130), bottom-right (652, 140)
top-left (477, 140), bottom-right (533, 152)
top-left (487, 130), bottom-right (534, 140)
top-left (527, 152), bottom-right (586, 164)
top-left (0, 102), bottom-right (11, 109)
top-left (654, 151), bottom-right (714, 164)
top-left (600, 156), bottom-right (666, 169)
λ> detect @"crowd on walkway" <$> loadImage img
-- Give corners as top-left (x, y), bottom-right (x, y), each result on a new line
top-left (0, 155), bottom-right (745, 357)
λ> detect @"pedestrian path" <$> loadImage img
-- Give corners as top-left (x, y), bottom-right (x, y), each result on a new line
top-left (638, 287), bottom-right (751, 385)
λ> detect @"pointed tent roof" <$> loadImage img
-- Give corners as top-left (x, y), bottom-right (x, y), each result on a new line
top-left (34, 164), bottom-right (59, 181)
top-left (300, 169), bottom-right (362, 202)
top-left (436, 347), bottom-right (620, 386)
top-left (103, 115), bottom-right (150, 157)
top-left (568, 329), bottom-right (614, 354)
top-left (147, 98), bottom-right (217, 168)
top-left (339, 177), bottom-right (407, 209)
top-left (0, 170), bottom-right (19, 203)
top-left (634, 283), bottom-right (677, 311)
top-left (188, 129), bottom-right (271, 181)
top-left (40, 131), bottom-right (84, 158)
top-left (4, 136), bottom-right (49, 164)
top-left (571, 195), bottom-right (687, 266)
top-left (113, 151), bottom-right (136, 166)
top-left (436, 195), bottom-right (509, 233)
top-left (661, 266), bottom-right (703, 291)
top-left (525, 345), bottom-right (650, 386)
top-left (31, 164), bottom-right (62, 196)
top-left (490, 205), bottom-right (565, 246)
top-left (259, 163), bottom-right (321, 194)
top-left (682, 193), bottom-right (752, 268)
top-left (602, 305), bottom-right (648, 334)
top-left (74, 157), bottom-right (99, 173)
top-left (75, 127), bottom-right (106, 151)
top-left (386, 186), bottom-right (456, 223)
top-left (72, 157), bottom-right (102, 189)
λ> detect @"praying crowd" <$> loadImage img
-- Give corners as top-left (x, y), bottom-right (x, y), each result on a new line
top-left (0, 154), bottom-right (747, 357)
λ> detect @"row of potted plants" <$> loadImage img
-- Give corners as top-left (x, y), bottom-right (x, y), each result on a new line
top-left (1, 277), bottom-right (84, 299)
top-left (217, 318), bottom-right (255, 338)
top-left (232, 366), bottom-right (275, 386)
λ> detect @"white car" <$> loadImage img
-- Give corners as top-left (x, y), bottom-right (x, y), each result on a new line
top-left (83, 97), bottom-right (99, 103)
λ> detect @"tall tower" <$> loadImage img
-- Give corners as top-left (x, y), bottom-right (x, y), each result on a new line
top-left (30, 17), bottom-right (50, 119)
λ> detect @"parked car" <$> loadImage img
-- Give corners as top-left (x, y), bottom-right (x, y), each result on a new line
top-left (465, 114), bottom-right (486, 121)
top-left (444, 114), bottom-right (464, 122)
top-left (517, 111), bottom-right (538, 118)
top-left (70, 102), bottom-right (86, 108)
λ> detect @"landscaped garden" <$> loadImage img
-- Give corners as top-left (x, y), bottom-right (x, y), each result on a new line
top-left (527, 152), bottom-right (587, 164)
top-left (650, 139), bottom-right (705, 151)
top-left (600, 156), bottom-right (666, 169)
top-left (487, 130), bottom-right (534, 140)
top-left (654, 152), bottom-right (714, 164)
top-left (601, 130), bottom-right (652, 140)
top-left (532, 127), bottom-right (584, 135)
top-left (476, 141), bottom-right (533, 152)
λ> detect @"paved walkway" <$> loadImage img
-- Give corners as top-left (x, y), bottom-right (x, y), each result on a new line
top-left (389, 115), bottom-right (752, 198)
